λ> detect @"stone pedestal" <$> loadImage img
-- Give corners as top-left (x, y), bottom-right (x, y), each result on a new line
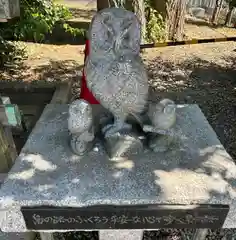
top-left (0, 231), bottom-right (35, 240)
top-left (39, 232), bottom-right (54, 240)
top-left (99, 230), bottom-right (143, 240)
top-left (0, 104), bottom-right (235, 238)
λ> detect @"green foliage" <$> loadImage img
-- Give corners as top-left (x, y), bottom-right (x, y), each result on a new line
top-left (0, 36), bottom-right (27, 68)
top-left (144, 0), bottom-right (166, 43)
top-left (62, 23), bottom-right (86, 37)
top-left (146, 8), bottom-right (166, 42)
top-left (1, 0), bottom-right (82, 42)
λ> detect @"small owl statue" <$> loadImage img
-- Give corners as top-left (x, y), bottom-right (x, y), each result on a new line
top-left (68, 99), bottom-right (94, 155)
top-left (145, 99), bottom-right (177, 152)
top-left (84, 7), bottom-right (149, 138)
top-left (148, 99), bottom-right (177, 131)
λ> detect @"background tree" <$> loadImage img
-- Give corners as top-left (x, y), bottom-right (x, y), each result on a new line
top-left (133, 0), bottom-right (146, 43)
top-left (211, 0), bottom-right (224, 25)
top-left (96, 0), bottom-right (187, 42)
top-left (225, 0), bottom-right (236, 26)
top-left (154, 0), bottom-right (187, 40)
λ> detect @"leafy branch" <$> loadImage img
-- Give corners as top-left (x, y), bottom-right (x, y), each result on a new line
top-left (1, 0), bottom-right (83, 42)
top-left (144, 0), bottom-right (166, 42)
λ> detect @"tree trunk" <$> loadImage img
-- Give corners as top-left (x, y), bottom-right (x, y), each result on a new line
top-left (133, 0), bottom-right (146, 43)
top-left (225, 6), bottom-right (234, 27)
top-left (174, 0), bottom-right (187, 40)
top-left (166, 0), bottom-right (176, 40)
top-left (97, 0), bottom-right (110, 11)
top-left (211, 0), bottom-right (223, 25)
top-left (154, 0), bottom-right (186, 41)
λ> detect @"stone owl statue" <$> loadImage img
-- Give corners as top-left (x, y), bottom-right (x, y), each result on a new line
top-left (145, 99), bottom-right (177, 152)
top-left (68, 99), bottom-right (94, 155)
top-left (84, 7), bottom-right (149, 138)
top-left (148, 99), bottom-right (176, 131)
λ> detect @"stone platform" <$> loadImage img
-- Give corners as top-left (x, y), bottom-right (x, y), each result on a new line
top-left (0, 104), bottom-right (235, 239)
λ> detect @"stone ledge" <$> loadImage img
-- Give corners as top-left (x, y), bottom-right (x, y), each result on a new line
top-left (0, 104), bottom-right (235, 231)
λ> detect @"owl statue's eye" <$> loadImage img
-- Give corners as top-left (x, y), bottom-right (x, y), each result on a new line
top-left (106, 30), bottom-right (112, 40)
top-left (102, 15), bottom-right (110, 26)
top-left (123, 33), bottom-right (129, 42)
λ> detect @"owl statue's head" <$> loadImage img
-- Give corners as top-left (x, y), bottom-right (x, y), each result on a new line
top-left (69, 100), bottom-right (92, 118)
top-left (88, 7), bottom-right (141, 58)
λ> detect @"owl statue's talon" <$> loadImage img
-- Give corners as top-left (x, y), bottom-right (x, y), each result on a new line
top-left (70, 133), bottom-right (94, 156)
top-left (101, 124), bottom-right (114, 135)
top-left (147, 98), bottom-right (177, 131)
top-left (103, 122), bottom-right (132, 138)
top-left (148, 133), bottom-right (173, 153)
top-left (68, 99), bottom-right (94, 156)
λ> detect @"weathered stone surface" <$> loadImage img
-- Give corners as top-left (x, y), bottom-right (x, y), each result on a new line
top-left (0, 231), bottom-right (35, 240)
top-left (0, 104), bottom-right (235, 232)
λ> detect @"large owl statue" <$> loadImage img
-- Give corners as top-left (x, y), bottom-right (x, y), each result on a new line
top-left (84, 7), bottom-right (149, 138)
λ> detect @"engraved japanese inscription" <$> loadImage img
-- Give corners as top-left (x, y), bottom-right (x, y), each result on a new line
top-left (21, 204), bottom-right (229, 230)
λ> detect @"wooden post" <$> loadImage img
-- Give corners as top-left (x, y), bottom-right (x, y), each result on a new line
top-left (0, 123), bottom-right (18, 171)
top-left (0, 97), bottom-right (17, 173)
top-left (0, 124), bottom-right (13, 172)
